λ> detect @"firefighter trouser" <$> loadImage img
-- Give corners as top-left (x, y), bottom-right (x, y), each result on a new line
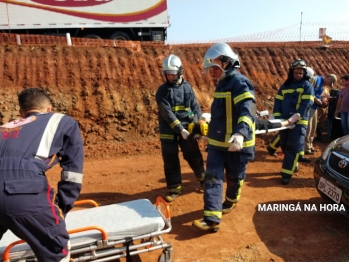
top-left (0, 174), bottom-right (70, 262)
top-left (268, 133), bottom-right (280, 153)
top-left (161, 135), bottom-right (205, 189)
top-left (269, 131), bottom-right (306, 158)
top-left (279, 125), bottom-right (306, 178)
top-left (203, 148), bottom-right (248, 224)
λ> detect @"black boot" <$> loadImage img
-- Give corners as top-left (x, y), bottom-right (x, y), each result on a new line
top-left (316, 127), bottom-right (325, 143)
top-left (298, 155), bottom-right (311, 163)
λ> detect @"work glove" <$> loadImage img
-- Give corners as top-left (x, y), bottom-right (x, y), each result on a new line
top-left (228, 133), bottom-right (244, 152)
top-left (180, 129), bottom-right (190, 140)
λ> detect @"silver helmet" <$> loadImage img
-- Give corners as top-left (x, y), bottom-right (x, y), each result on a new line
top-left (162, 54), bottom-right (183, 76)
top-left (203, 43), bottom-right (240, 73)
top-left (306, 67), bottom-right (315, 78)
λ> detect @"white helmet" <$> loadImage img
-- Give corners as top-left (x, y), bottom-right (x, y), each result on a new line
top-left (162, 54), bottom-right (184, 86)
top-left (162, 54), bottom-right (183, 76)
top-left (306, 67), bottom-right (315, 78)
top-left (203, 43), bottom-right (240, 73)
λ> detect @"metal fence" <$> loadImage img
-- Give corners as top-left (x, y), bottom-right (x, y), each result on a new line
top-left (0, 33), bottom-right (166, 47)
top-left (1, 32), bottom-right (349, 48)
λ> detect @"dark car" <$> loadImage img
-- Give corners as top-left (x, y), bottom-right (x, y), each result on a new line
top-left (314, 135), bottom-right (349, 218)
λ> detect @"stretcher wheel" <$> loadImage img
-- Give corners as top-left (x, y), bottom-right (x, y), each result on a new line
top-left (158, 247), bottom-right (173, 262)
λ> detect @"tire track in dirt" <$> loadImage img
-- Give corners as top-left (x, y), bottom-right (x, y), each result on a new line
top-left (31, 48), bottom-right (40, 87)
top-left (54, 47), bottom-right (66, 90)
top-left (3, 46), bottom-right (16, 86)
top-left (16, 48), bottom-right (26, 88)
top-left (42, 47), bottom-right (54, 88)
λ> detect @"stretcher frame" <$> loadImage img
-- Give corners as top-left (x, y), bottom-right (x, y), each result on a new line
top-left (255, 126), bottom-right (290, 135)
top-left (201, 112), bottom-right (295, 136)
top-left (1, 197), bottom-right (173, 262)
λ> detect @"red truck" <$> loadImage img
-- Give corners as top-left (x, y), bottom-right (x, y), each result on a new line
top-left (0, 0), bottom-right (169, 42)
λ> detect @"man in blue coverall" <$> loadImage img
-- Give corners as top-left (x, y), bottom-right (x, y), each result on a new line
top-left (156, 54), bottom-right (205, 202)
top-left (273, 59), bottom-right (314, 185)
top-left (0, 88), bottom-right (84, 261)
top-left (192, 43), bottom-right (255, 232)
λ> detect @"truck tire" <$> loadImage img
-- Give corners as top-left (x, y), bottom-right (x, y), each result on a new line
top-left (83, 34), bottom-right (103, 46)
top-left (111, 31), bottom-right (130, 45)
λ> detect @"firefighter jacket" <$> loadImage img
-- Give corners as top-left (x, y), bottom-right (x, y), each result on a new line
top-left (156, 79), bottom-right (202, 141)
top-left (207, 69), bottom-right (256, 159)
top-left (273, 79), bottom-right (314, 125)
top-left (0, 112), bottom-right (84, 215)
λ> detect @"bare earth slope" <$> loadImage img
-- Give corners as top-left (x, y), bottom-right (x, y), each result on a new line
top-left (1, 42), bottom-right (349, 261)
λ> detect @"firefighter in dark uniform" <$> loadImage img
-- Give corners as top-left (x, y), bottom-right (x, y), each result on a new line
top-left (273, 59), bottom-right (314, 185)
top-left (155, 54), bottom-right (205, 202)
top-left (267, 66), bottom-right (315, 164)
top-left (0, 88), bottom-right (84, 261)
top-left (192, 43), bottom-right (255, 232)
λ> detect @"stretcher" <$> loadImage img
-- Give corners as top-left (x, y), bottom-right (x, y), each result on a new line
top-left (255, 119), bottom-right (295, 135)
top-left (0, 197), bottom-right (173, 262)
top-left (200, 112), bottom-right (295, 136)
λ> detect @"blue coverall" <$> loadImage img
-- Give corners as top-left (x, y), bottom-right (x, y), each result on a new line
top-left (304, 76), bottom-right (324, 151)
top-left (310, 75), bottom-right (324, 112)
top-left (203, 69), bottom-right (255, 224)
top-left (155, 79), bottom-right (205, 189)
top-left (0, 112), bottom-right (84, 261)
top-left (273, 79), bottom-right (314, 179)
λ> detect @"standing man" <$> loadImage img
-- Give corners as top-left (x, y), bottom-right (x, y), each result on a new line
top-left (273, 59), bottom-right (314, 185)
top-left (335, 74), bottom-right (349, 136)
top-left (155, 54), bottom-right (205, 202)
top-left (0, 88), bottom-right (84, 261)
top-left (316, 74), bottom-right (337, 141)
top-left (304, 70), bottom-right (324, 154)
top-left (192, 43), bottom-right (255, 232)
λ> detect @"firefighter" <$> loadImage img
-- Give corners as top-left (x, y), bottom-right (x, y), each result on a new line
top-left (273, 59), bottom-right (314, 185)
top-left (267, 66), bottom-right (315, 163)
top-left (0, 88), bottom-right (84, 261)
top-left (155, 54), bottom-right (205, 202)
top-left (192, 43), bottom-right (255, 232)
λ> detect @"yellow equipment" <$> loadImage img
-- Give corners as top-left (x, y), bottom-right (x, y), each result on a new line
top-left (188, 122), bottom-right (209, 136)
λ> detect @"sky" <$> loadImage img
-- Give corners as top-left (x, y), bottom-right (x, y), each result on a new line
top-left (166, 0), bottom-right (349, 43)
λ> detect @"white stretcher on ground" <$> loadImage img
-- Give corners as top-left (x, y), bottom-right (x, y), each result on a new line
top-left (0, 197), bottom-right (173, 262)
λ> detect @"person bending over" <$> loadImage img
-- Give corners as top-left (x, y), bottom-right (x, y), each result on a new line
top-left (0, 87), bottom-right (84, 261)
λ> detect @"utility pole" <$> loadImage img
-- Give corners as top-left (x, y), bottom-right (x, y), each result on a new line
top-left (299, 12), bottom-right (303, 45)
